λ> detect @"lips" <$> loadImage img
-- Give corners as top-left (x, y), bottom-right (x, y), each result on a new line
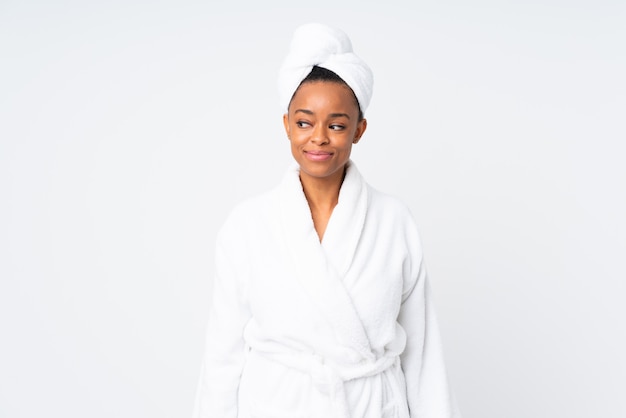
top-left (304, 150), bottom-right (333, 162)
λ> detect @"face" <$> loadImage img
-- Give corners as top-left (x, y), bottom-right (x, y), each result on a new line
top-left (283, 81), bottom-right (367, 185)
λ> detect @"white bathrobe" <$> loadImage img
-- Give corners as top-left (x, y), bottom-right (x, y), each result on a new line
top-left (193, 162), bottom-right (460, 418)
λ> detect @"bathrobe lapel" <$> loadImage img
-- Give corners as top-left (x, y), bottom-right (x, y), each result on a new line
top-left (320, 162), bottom-right (368, 278)
top-left (278, 162), bottom-right (374, 360)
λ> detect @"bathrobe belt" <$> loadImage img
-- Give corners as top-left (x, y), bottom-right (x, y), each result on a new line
top-left (257, 350), bottom-right (409, 418)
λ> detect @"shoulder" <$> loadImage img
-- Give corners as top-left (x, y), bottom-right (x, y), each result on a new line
top-left (365, 185), bottom-right (428, 288)
top-left (367, 184), bottom-right (424, 250)
top-left (367, 185), bottom-right (416, 223)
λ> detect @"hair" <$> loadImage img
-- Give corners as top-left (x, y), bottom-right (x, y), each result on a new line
top-left (290, 65), bottom-right (364, 121)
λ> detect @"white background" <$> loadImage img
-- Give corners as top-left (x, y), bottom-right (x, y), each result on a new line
top-left (1, 1), bottom-right (625, 417)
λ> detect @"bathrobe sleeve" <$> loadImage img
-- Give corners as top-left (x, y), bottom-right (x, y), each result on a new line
top-left (398, 217), bottom-right (461, 418)
top-left (193, 214), bottom-right (252, 418)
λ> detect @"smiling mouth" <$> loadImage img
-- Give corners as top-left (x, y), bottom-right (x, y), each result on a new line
top-left (304, 150), bottom-right (333, 161)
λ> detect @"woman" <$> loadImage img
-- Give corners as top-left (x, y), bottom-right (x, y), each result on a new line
top-left (193, 23), bottom-right (461, 418)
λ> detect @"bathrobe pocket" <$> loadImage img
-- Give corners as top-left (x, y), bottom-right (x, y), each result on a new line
top-left (239, 351), bottom-right (311, 418)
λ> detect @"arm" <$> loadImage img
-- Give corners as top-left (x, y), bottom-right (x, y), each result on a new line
top-left (398, 227), bottom-right (461, 417)
top-left (192, 223), bottom-right (252, 418)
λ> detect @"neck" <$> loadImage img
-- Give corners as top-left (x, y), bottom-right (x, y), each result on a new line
top-left (299, 166), bottom-right (346, 213)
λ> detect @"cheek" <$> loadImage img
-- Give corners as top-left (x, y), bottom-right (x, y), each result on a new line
top-left (338, 134), bottom-right (355, 150)
top-left (289, 138), bottom-right (303, 157)
top-left (289, 133), bottom-right (307, 147)
top-left (335, 141), bottom-right (353, 157)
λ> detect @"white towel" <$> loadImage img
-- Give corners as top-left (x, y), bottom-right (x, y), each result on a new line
top-left (278, 23), bottom-right (374, 114)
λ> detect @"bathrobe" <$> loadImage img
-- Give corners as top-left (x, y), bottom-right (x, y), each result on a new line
top-left (193, 161), bottom-right (460, 418)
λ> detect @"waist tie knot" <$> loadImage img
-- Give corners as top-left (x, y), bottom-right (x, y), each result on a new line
top-left (258, 350), bottom-right (407, 418)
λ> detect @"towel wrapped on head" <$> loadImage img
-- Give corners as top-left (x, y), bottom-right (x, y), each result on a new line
top-left (278, 23), bottom-right (373, 115)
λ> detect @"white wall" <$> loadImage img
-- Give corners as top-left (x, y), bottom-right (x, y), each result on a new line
top-left (1, 1), bottom-right (624, 417)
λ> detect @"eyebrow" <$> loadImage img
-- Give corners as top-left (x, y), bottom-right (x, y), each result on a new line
top-left (294, 109), bottom-right (351, 120)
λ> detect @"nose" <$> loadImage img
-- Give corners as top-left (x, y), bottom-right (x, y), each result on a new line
top-left (311, 124), bottom-right (329, 145)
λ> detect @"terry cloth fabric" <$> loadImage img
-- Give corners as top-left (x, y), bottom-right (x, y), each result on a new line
top-left (278, 23), bottom-right (374, 114)
top-left (192, 161), bottom-right (462, 418)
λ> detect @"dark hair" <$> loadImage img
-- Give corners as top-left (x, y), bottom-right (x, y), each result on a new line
top-left (290, 65), bottom-right (364, 121)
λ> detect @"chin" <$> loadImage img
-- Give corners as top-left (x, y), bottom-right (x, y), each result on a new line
top-left (301, 164), bottom-right (345, 180)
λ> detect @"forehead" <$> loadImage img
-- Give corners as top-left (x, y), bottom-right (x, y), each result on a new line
top-left (290, 81), bottom-right (358, 112)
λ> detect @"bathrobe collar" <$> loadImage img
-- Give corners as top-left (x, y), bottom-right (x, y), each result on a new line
top-left (321, 161), bottom-right (368, 277)
top-left (278, 161), bottom-right (374, 360)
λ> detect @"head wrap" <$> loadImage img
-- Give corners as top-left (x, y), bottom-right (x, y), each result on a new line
top-left (278, 23), bottom-right (374, 114)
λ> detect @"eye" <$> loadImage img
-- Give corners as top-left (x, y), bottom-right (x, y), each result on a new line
top-left (296, 121), bottom-right (311, 128)
top-left (329, 124), bottom-right (345, 131)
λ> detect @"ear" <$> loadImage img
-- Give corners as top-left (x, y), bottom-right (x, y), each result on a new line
top-left (283, 113), bottom-right (290, 140)
top-left (353, 118), bottom-right (367, 144)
